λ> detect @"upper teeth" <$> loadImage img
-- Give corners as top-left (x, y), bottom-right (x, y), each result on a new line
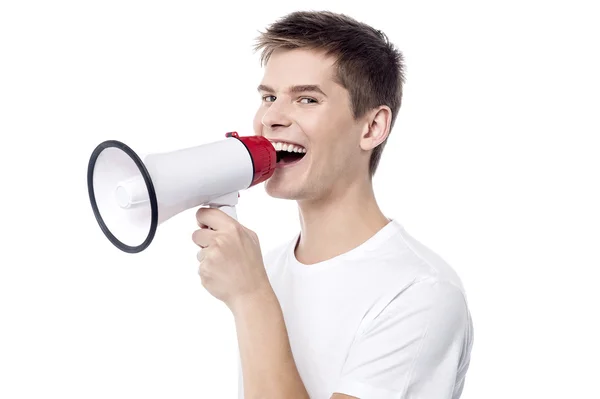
top-left (270, 141), bottom-right (307, 153)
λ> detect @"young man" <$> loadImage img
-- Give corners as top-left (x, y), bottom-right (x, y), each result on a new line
top-left (193, 10), bottom-right (474, 399)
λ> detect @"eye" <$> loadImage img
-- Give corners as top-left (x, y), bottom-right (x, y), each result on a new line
top-left (299, 97), bottom-right (317, 104)
top-left (262, 95), bottom-right (276, 103)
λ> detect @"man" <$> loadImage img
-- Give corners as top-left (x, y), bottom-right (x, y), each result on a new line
top-left (192, 10), bottom-right (474, 399)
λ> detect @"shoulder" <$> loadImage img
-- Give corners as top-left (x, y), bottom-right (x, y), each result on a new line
top-left (376, 276), bottom-right (469, 326)
top-left (406, 277), bottom-right (470, 318)
top-left (388, 223), bottom-right (469, 294)
top-left (354, 274), bottom-right (473, 349)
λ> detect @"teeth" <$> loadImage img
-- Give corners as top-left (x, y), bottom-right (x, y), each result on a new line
top-left (270, 141), bottom-right (307, 154)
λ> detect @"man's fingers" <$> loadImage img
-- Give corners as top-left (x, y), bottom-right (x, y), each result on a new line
top-left (197, 248), bottom-right (206, 262)
top-left (192, 228), bottom-right (216, 248)
top-left (197, 220), bottom-right (209, 229)
top-left (196, 207), bottom-right (236, 231)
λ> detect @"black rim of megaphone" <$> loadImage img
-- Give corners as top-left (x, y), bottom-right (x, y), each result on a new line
top-left (87, 140), bottom-right (159, 253)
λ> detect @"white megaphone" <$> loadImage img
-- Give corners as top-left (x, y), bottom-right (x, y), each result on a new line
top-left (87, 132), bottom-right (277, 253)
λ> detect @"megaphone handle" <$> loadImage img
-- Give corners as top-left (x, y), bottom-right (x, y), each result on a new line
top-left (207, 191), bottom-right (239, 221)
top-left (211, 204), bottom-right (238, 221)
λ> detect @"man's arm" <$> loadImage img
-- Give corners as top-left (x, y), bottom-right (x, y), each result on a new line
top-left (230, 286), bottom-right (310, 399)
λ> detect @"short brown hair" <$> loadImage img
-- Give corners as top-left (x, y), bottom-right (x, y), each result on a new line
top-left (254, 10), bottom-right (406, 178)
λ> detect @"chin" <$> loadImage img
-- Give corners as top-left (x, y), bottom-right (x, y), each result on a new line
top-left (264, 177), bottom-right (309, 200)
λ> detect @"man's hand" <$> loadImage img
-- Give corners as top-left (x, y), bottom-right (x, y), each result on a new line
top-left (192, 207), bottom-right (271, 311)
top-left (193, 207), bottom-right (310, 398)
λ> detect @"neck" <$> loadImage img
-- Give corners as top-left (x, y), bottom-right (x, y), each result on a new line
top-left (294, 175), bottom-right (390, 265)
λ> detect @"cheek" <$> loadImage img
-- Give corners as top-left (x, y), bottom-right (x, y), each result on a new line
top-left (296, 108), bottom-right (334, 143)
top-left (301, 107), bottom-right (353, 151)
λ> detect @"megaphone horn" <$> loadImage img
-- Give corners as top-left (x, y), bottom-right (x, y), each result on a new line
top-left (87, 132), bottom-right (276, 253)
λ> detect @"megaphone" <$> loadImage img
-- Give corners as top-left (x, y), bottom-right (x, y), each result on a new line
top-left (87, 132), bottom-right (277, 253)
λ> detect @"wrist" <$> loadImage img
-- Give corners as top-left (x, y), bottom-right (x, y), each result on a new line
top-left (229, 284), bottom-right (278, 317)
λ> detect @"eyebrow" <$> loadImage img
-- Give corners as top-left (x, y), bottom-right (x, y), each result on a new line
top-left (257, 84), bottom-right (327, 97)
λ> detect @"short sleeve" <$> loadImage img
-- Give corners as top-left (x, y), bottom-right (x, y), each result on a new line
top-left (333, 279), bottom-right (472, 399)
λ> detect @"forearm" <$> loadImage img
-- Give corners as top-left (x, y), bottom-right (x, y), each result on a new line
top-left (231, 287), bottom-right (310, 399)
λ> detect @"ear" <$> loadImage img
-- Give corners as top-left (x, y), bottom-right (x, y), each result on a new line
top-left (359, 105), bottom-right (392, 151)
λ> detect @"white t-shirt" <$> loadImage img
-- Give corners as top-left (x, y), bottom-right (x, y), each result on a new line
top-left (237, 219), bottom-right (474, 399)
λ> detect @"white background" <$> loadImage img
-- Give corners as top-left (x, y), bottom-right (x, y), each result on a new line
top-left (1, 1), bottom-right (599, 398)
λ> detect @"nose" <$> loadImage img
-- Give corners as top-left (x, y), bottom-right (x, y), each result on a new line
top-left (261, 101), bottom-right (292, 130)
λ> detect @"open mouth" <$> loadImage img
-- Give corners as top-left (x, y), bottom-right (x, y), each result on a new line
top-left (271, 141), bottom-right (307, 165)
top-left (276, 150), bottom-right (306, 164)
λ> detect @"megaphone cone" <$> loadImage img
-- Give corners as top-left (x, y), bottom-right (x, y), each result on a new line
top-left (87, 132), bottom-right (276, 253)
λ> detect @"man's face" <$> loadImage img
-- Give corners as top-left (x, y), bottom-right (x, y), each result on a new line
top-left (253, 48), bottom-right (367, 201)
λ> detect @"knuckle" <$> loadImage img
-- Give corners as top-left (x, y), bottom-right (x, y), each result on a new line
top-left (234, 223), bottom-right (245, 234)
top-left (198, 262), bottom-right (210, 277)
top-left (246, 228), bottom-right (259, 243)
top-left (201, 248), bottom-right (212, 260)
